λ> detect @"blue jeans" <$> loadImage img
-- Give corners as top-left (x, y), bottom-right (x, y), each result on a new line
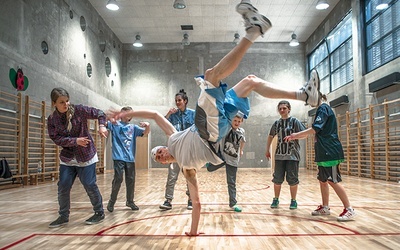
top-left (109, 160), bottom-right (136, 203)
top-left (58, 163), bottom-right (103, 218)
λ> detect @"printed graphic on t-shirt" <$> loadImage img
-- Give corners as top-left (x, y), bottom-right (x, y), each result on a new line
top-left (120, 126), bottom-right (133, 151)
top-left (223, 129), bottom-right (243, 158)
top-left (275, 118), bottom-right (295, 156)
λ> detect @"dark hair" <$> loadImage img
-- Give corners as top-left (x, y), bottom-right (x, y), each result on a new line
top-left (121, 106), bottom-right (133, 112)
top-left (50, 87), bottom-right (74, 131)
top-left (321, 93), bottom-right (327, 102)
top-left (176, 89), bottom-right (188, 104)
top-left (277, 100), bottom-right (291, 110)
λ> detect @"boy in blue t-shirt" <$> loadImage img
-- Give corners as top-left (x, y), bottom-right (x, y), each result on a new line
top-left (106, 106), bottom-right (150, 212)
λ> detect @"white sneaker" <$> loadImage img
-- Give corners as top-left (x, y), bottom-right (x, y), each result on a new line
top-left (337, 208), bottom-right (356, 221)
top-left (187, 200), bottom-right (193, 210)
top-left (246, 13), bottom-right (272, 35)
top-left (301, 69), bottom-right (320, 107)
top-left (236, 1), bottom-right (258, 16)
top-left (236, 2), bottom-right (272, 35)
top-left (311, 205), bottom-right (330, 216)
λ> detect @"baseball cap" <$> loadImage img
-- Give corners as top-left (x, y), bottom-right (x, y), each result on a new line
top-left (235, 111), bottom-right (244, 118)
top-left (151, 146), bottom-right (165, 162)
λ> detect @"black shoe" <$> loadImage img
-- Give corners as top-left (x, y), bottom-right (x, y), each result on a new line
top-left (187, 200), bottom-right (193, 210)
top-left (107, 200), bottom-right (115, 212)
top-left (206, 162), bottom-right (224, 172)
top-left (85, 212), bottom-right (105, 225)
top-left (49, 216), bottom-right (69, 228)
top-left (126, 202), bottom-right (139, 210)
top-left (159, 200), bottom-right (172, 210)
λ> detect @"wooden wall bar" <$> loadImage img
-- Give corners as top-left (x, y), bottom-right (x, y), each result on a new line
top-left (0, 91), bottom-right (25, 184)
top-left (24, 95), bottom-right (61, 185)
top-left (306, 98), bottom-right (400, 182)
top-left (0, 90), bottom-right (105, 187)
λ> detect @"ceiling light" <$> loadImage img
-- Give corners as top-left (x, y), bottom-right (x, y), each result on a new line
top-left (106, 0), bottom-right (119, 11)
top-left (173, 0), bottom-right (186, 9)
top-left (289, 33), bottom-right (299, 47)
top-left (376, 0), bottom-right (389, 10)
top-left (233, 33), bottom-right (240, 45)
top-left (182, 33), bottom-right (190, 46)
top-left (133, 35), bottom-right (143, 48)
top-left (316, 0), bottom-right (329, 10)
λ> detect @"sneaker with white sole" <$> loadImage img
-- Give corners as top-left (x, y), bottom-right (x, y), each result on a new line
top-left (270, 198), bottom-right (279, 208)
top-left (236, 2), bottom-right (272, 35)
top-left (311, 205), bottom-right (330, 216)
top-left (246, 14), bottom-right (272, 35)
top-left (187, 200), bottom-right (193, 210)
top-left (236, 1), bottom-right (258, 16)
top-left (159, 199), bottom-right (172, 210)
top-left (49, 216), bottom-right (69, 228)
top-left (337, 208), bottom-right (356, 221)
top-left (301, 69), bottom-right (320, 107)
top-left (230, 205), bottom-right (242, 212)
top-left (289, 199), bottom-right (298, 210)
top-left (85, 212), bottom-right (105, 225)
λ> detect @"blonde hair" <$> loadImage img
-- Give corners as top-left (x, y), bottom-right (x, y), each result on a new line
top-left (50, 87), bottom-right (74, 131)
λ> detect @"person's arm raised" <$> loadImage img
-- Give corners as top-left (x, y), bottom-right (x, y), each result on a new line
top-left (108, 109), bottom-right (177, 137)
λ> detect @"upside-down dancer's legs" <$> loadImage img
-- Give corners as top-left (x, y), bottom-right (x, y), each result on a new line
top-left (233, 75), bottom-right (298, 99)
top-left (204, 36), bottom-right (255, 87)
top-left (203, 0), bottom-right (272, 87)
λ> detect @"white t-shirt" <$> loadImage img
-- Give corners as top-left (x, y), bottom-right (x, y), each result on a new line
top-left (168, 125), bottom-right (224, 170)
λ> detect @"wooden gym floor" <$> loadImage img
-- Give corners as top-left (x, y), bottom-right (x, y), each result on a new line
top-left (0, 167), bottom-right (399, 250)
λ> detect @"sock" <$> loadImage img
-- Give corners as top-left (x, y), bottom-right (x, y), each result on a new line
top-left (296, 90), bottom-right (307, 101)
top-left (244, 26), bottom-right (260, 43)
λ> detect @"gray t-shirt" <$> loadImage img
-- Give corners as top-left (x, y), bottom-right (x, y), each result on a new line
top-left (168, 124), bottom-right (224, 170)
top-left (221, 127), bottom-right (246, 166)
top-left (269, 117), bottom-right (305, 161)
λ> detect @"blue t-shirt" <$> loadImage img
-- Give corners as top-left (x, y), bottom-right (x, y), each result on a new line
top-left (167, 108), bottom-right (195, 131)
top-left (107, 121), bottom-right (145, 162)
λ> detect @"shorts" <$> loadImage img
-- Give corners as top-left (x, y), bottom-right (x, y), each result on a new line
top-left (272, 160), bottom-right (299, 186)
top-left (316, 165), bottom-right (342, 183)
top-left (194, 76), bottom-right (250, 143)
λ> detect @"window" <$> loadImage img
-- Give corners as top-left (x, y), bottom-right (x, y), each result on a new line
top-left (365, 0), bottom-right (400, 72)
top-left (309, 43), bottom-right (330, 94)
top-left (308, 12), bottom-right (353, 93)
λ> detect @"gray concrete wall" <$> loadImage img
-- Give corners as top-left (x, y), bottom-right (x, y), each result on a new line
top-left (0, 0), bottom-right (122, 110)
